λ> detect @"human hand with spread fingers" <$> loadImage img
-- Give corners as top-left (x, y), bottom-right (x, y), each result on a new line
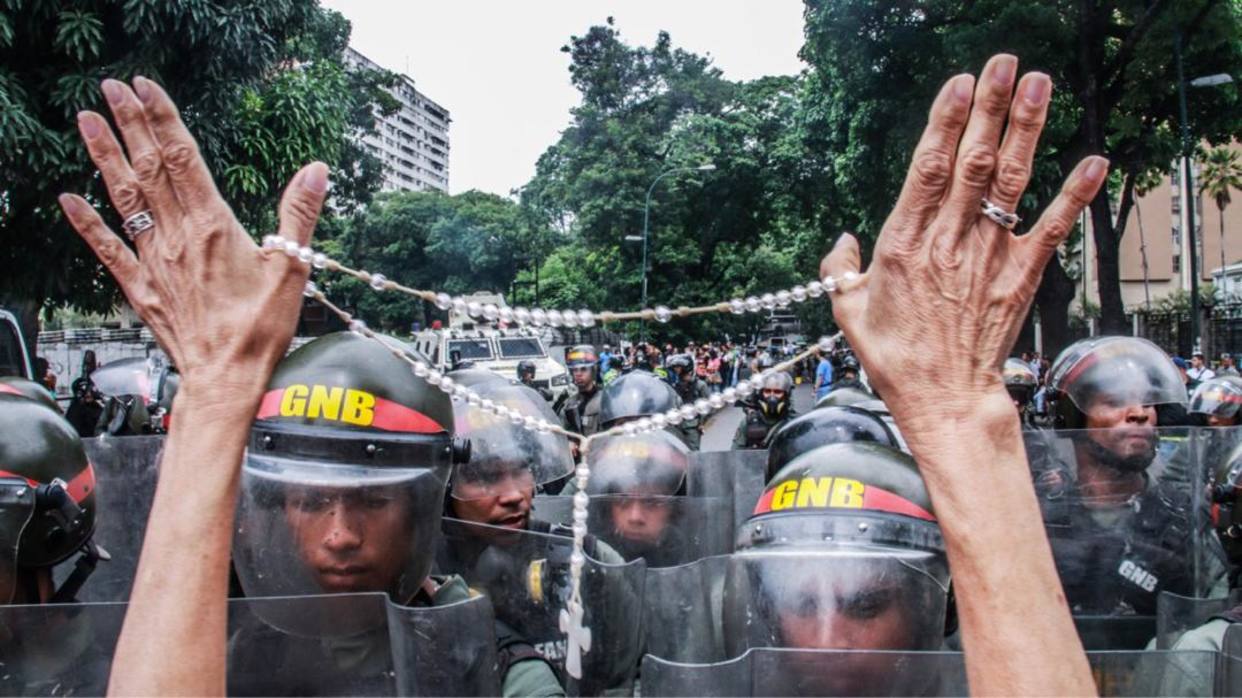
top-left (822, 55), bottom-right (1105, 695)
top-left (59, 77), bottom-right (329, 696)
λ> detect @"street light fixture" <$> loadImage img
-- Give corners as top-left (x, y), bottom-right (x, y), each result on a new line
top-left (1191, 74), bottom-right (1234, 88)
top-left (638, 162), bottom-right (716, 341)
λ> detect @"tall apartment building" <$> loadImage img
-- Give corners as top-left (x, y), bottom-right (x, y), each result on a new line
top-left (344, 47), bottom-right (450, 193)
top-left (1075, 141), bottom-right (1242, 312)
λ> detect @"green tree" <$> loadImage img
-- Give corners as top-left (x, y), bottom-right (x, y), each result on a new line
top-left (0, 0), bottom-right (395, 325)
top-left (1200, 144), bottom-right (1242, 274)
top-left (800, 0), bottom-right (1242, 352)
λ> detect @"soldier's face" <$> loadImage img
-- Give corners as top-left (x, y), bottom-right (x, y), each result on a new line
top-left (284, 485), bottom-right (411, 594)
top-left (609, 492), bottom-right (672, 545)
top-left (776, 577), bottom-right (910, 651)
top-left (571, 366), bottom-right (594, 390)
top-left (450, 462), bottom-right (534, 535)
top-left (1083, 396), bottom-right (1158, 461)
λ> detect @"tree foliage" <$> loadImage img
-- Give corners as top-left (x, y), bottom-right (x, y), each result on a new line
top-left (1, 0), bottom-right (395, 315)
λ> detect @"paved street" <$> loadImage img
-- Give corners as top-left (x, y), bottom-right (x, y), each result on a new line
top-left (701, 382), bottom-right (815, 451)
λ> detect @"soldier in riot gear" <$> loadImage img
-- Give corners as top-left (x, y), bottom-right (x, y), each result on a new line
top-left (814, 384), bottom-right (876, 409)
top-left (230, 332), bottom-right (561, 696)
top-left (733, 371), bottom-right (797, 450)
top-left (1037, 336), bottom-right (1225, 616)
top-left (721, 441), bottom-right (951, 695)
top-left (598, 370), bottom-right (680, 431)
top-left (516, 359), bottom-right (555, 404)
top-left (1004, 357), bottom-right (1038, 427)
top-left (764, 405), bottom-right (900, 483)
top-left (667, 353), bottom-right (710, 450)
top-left (830, 354), bottom-right (866, 392)
top-left (1189, 375), bottom-right (1242, 428)
top-left (558, 345), bottom-right (602, 438)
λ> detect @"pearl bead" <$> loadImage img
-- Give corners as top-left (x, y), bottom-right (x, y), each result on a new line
top-left (283, 240), bottom-right (300, 256)
top-left (761, 293), bottom-right (776, 310)
top-left (775, 290), bottom-right (791, 308)
top-left (736, 381), bottom-right (754, 397)
top-left (303, 281), bottom-right (319, 298)
top-left (652, 413), bottom-right (667, 429)
top-left (807, 281), bottom-right (824, 298)
top-left (843, 271), bottom-right (858, 282)
top-left (730, 299), bottom-right (745, 315)
top-left (818, 336), bottom-right (835, 353)
top-left (531, 309), bottom-right (548, 326)
top-left (745, 296), bottom-right (761, 313)
top-left (435, 293), bottom-right (453, 310)
top-left (654, 306), bottom-right (673, 323)
top-left (546, 309), bottom-right (564, 327)
top-left (514, 307), bottom-right (531, 324)
top-left (561, 311), bottom-right (578, 328)
top-left (348, 319), bottom-right (368, 335)
top-left (722, 387), bottom-right (738, 404)
top-left (369, 273), bottom-right (387, 291)
top-left (466, 301), bottom-right (482, 318)
top-left (412, 362), bottom-right (429, 377)
top-left (665, 409), bottom-right (683, 426)
top-left (452, 298), bottom-right (467, 315)
top-left (822, 276), bottom-right (838, 293)
top-left (680, 405), bottom-right (697, 421)
top-left (791, 285), bottom-right (808, 303)
top-left (573, 492), bottom-right (589, 509)
top-left (482, 304), bottom-right (499, 321)
top-left (709, 394), bottom-right (725, 410)
top-left (498, 307), bottom-right (514, 323)
top-left (439, 376), bottom-right (456, 393)
top-left (312, 252), bottom-right (328, 269)
top-left (694, 398), bottom-right (712, 416)
top-left (262, 235), bottom-right (280, 249)
top-left (425, 372), bottom-right (442, 386)
top-left (578, 309), bottom-right (595, 327)
top-left (298, 247), bottom-right (314, 264)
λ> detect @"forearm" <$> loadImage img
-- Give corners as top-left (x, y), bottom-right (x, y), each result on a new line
top-left (896, 392), bottom-right (1094, 697)
top-left (109, 382), bottom-right (257, 696)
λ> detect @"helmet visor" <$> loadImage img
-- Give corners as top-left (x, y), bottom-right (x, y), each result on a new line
top-left (1190, 377), bottom-right (1242, 419)
top-left (90, 358), bottom-right (154, 402)
top-left (234, 453), bottom-right (446, 604)
top-left (1050, 337), bottom-right (1187, 412)
top-left (0, 479), bottom-right (35, 604)
top-left (723, 547), bottom-right (949, 660)
top-left (450, 384), bottom-right (573, 499)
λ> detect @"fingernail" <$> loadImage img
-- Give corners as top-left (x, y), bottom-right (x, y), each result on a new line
top-left (993, 56), bottom-right (1017, 86)
top-left (302, 163), bottom-right (329, 194)
top-left (833, 232), bottom-right (853, 249)
top-left (952, 75), bottom-right (974, 103)
top-left (1085, 157), bottom-right (1109, 182)
top-left (1023, 74), bottom-right (1050, 106)
top-left (101, 79), bottom-right (124, 106)
top-left (133, 76), bottom-right (152, 103)
top-left (77, 112), bottom-right (101, 140)
top-left (58, 194), bottom-right (83, 217)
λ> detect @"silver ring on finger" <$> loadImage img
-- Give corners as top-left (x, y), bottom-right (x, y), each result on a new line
top-left (122, 210), bottom-right (156, 241)
top-left (980, 198), bottom-right (1020, 230)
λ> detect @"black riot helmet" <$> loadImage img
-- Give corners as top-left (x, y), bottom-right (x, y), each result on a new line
top-left (1003, 358), bottom-right (1038, 407)
top-left (235, 332), bottom-right (467, 604)
top-left (0, 394), bottom-right (105, 604)
top-left (765, 406), bottom-right (900, 483)
top-left (1190, 376), bottom-right (1242, 426)
top-left (516, 360), bottom-right (538, 384)
top-left (667, 354), bottom-right (695, 379)
top-left (724, 442), bottom-right (949, 678)
top-left (814, 386), bottom-right (876, 409)
top-left (585, 430), bottom-right (691, 563)
top-left (1048, 337), bottom-right (1187, 429)
top-left (757, 371), bottom-right (793, 419)
top-left (599, 371), bottom-right (681, 429)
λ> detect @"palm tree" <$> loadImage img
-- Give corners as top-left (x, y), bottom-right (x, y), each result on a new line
top-left (1199, 146), bottom-right (1242, 289)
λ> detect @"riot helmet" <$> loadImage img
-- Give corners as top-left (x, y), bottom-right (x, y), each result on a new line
top-left (566, 344), bottom-right (599, 390)
top-left (449, 366), bottom-right (509, 390)
top-left (91, 357), bottom-right (156, 435)
top-left (1190, 376), bottom-right (1242, 427)
top-left (814, 386), bottom-right (876, 409)
top-left (667, 354), bottom-right (695, 381)
top-left (235, 332), bottom-right (465, 603)
top-left (446, 381), bottom-right (573, 534)
top-left (1048, 337), bottom-right (1186, 429)
top-left (840, 354), bottom-right (860, 376)
top-left (0, 376), bottom-right (61, 413)
top-left (1003, 358), bottom-right (1037, 408)
top-left (0, 394), bottom-right (104, 604)
top-left (598, 371), bottom-right (680, 429)
top-left (584, 430), bottom-right (690, 562)
top-left (516, 360), bottom-right (538, 385)
top-left (757, 371), bottom-right (793, 419)
top-left (724, 442), bottom-right (949, 684)
top-left (765, 406), bottom-right (900, 483)
top-left (758, 354), bottom-right (776, 371)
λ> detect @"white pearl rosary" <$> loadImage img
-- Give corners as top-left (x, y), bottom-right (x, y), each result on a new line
top-left (264, 233), bottom-right (850, 679)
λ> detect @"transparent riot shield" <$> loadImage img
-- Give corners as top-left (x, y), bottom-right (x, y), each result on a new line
top-left (531, 493), bottom-right (732, 568)
top-left (1157, 591), bottom-right (1242, 649)
top-left (685, 449), bottom-right (767, 533)
top-left (641, 649), bottom-right (1216, 697)
top-left (0, 477), bottom-right (35, 604)
top-left (53, 434), bottom-right (164, 602)
top-left (641, 555), bottom-right (730, 664)
top-left (1219, 622), bottom-right (1242, 696)
top-left (1024, 426), bottom-right (1226, 643)
top-left (0, 601), bottom-right (127, 695)
top-left (227, 592), bottom-right (502, 696)
top-left (435, 517), bottom-right (646, 695)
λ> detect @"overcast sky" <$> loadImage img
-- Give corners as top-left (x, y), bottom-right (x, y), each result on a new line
top-left (319, 1), bottom-right (807, 197)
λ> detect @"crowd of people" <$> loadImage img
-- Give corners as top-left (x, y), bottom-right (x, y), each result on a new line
top-left (5, 54), bottom-right (1199, 696)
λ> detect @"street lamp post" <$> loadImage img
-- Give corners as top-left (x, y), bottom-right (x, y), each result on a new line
top-left (638, 163), bottom-right (716, 342)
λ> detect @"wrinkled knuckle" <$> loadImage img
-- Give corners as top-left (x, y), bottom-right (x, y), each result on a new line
top-left (113, 102), bottom-right (143, 125)
top-left (284, 194), bottom-right (321, 227)
top-left (161, 142), bottom-right (198, 176)
top-left (912, 149), bottom-right (953, 191)
top-left (959, 145), bottom-right (997, 185)
top-left (111, 180), bottom-right (145, 213)
top-left (993, 159), bottom-right (1031, 200)
top-left (131, 151), bottom-right (164, 184)
top-left (1040, 219), bottom-right (1072, 246)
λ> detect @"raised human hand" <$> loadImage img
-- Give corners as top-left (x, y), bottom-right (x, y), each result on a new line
top-left (821, 54), bottom-right (1108, 433)
top-left (59, 78), bottom-right (328, 406)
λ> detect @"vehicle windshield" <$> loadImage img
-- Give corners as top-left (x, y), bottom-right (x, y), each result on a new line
top-left (447, 339), bottom-right (494, 361)
top-left (0, 320), bottom-right (26, 378)
top-left (497, 337), bottom-right (544, 359)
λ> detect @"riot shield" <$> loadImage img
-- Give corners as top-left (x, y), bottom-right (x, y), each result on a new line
top-left (0, 477), bottom-right (35, 604)
top-left (53, 435), bottom-right (164, 602)
top-left (641, 649), bottom-right (1215, 697)
top-left (0, 601), bottom-right (126, 696)
top-left (1157, 591), bottom-right (1242, 649)
top-left (685, 449), bottom-right (767, 533)
top-left (1024, 427), bottom-right (1226, 633)
top-left (435, 517), bottom-right (646, 695)
top-left (531, 493), bottom-right (732, 568)
top-left (227, 592), bottom-right (502, 696)
top-left (1219, 622), bottom-right (1242, 696)
top-left (641, 555), bottom-right (730, 664)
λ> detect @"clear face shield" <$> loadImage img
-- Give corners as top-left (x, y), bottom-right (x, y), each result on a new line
top-left (1051, 338), bottom-right (1187, 416)
top-left (234, 453), bottom-right (448, 604)
top-left (1190, 376), bottom-right (1242, 423)
top-left (0, 478), bottom-right (35, 605)
top-left (585, 433), bottom-right (689, 562)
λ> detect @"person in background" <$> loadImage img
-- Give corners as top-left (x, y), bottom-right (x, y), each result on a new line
top-left (1173, 356), bottom-right (1193, 398)
top-left (1189, 352), bottom-right (1216, 388)
top-left (1220, 353), bottom-right (1240, 377)
top-left (814, 352), bottom-right (834, 403)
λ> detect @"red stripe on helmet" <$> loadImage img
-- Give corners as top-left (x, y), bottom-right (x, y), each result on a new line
top-left (0, 384), bottom-right (21, 396)
top-left (861, 485), bottom-right (935, 522)
top-left (0, 461), bottom-right (96, 504)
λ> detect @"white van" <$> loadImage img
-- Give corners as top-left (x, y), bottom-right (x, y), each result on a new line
top-left (409, 327), bottom-right (570, 400)
top-left (0, 308), bottom-right (34, 381)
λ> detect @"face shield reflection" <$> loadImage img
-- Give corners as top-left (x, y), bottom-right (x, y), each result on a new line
top-left (234, 453), bottom-right (446, 604)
